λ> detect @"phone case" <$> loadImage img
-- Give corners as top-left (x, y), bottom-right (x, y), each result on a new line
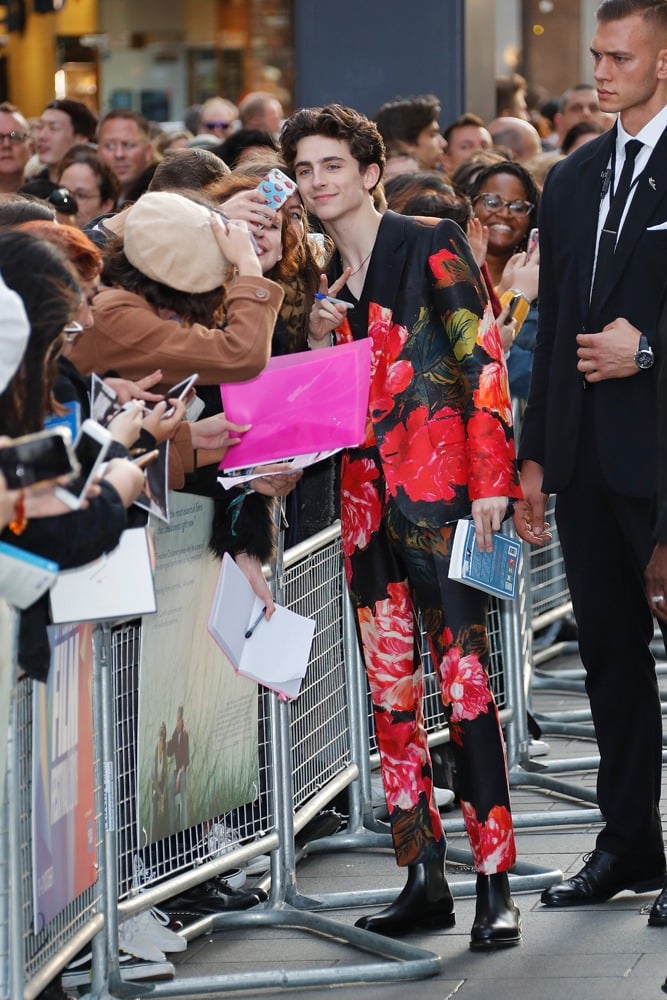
top-left (256, 168), bottom-right (297, 209)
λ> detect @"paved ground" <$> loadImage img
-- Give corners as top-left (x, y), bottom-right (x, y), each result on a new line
top-left (162, 652), bottom-right (667, 1000)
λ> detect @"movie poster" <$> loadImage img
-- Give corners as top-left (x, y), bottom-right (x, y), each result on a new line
top-left (32, 622), bottom-right (97, 931)
top-left (137, 493), bottom-right (259, 844)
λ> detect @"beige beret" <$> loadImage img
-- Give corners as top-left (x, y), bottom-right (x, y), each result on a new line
top-left (123, 191), bottom-right (231, 293)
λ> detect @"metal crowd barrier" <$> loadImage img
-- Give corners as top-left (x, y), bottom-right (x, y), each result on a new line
top-left (2, 468), bottom-right (620, 997)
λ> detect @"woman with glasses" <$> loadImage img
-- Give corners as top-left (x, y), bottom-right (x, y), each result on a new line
top-left (469, 162), bottom-right (539, 288)
top-left (468, 162), bottom-right (541, 400)
top-left (56, 144), bottom-right (120, 229)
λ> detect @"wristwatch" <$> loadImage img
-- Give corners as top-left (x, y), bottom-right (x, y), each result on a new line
top-left (634, 333), bottom-right (654, 370)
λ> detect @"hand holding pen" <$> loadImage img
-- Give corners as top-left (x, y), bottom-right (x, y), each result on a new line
top-left (308, 271), bottom-right (354, 348)
top-left (245, 606), bottom-right (267, 638)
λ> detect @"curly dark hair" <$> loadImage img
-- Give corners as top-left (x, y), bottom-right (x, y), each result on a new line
top-left (102, 240), bottom-right (225, 327)
top-left (280, 104), bottom-right (386, 191)
top-left (374, 94), bottom-right (441, 145)
top-left (0, 230), bottom-right (81, 436)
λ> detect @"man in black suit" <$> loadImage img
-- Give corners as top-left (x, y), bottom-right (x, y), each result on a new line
top-left (515, 0), bottom-right (667, 920)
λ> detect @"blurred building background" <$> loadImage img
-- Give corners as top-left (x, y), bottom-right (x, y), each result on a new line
top-left (0, 0), bottom-right (600, 124)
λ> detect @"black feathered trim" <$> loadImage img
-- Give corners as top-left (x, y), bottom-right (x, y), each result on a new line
top-left (209, 489), bottom-right (276, 564)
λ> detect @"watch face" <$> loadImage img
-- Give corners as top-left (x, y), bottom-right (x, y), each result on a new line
top-left (636, 350), bottom-right (654, 370)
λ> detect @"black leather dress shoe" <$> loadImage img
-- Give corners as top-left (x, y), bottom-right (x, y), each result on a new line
top-left (541, 849), bottom-right (666, 907)
top-left (648, 884), bottom-right (667, 926)
top-left (355, 858), bottom-right (455, 937)
top-left (470, 873), bottom-right (521, 950)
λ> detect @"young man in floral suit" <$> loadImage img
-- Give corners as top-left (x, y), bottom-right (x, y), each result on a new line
top-left (280, 104), bottom-right (522, 950)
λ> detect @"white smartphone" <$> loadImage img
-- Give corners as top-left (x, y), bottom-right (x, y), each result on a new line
top-left (54, 419), bottom-right (112, 510)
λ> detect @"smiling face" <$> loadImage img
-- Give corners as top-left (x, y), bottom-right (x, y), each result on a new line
top-left (293, 135), bottom-right (377, 226)
top-left (473, 172), bottom-right (532, 258)
top-left (252, 210), bottom-right (284, 273)
top-left (591, 13), bottom-right (667, 133)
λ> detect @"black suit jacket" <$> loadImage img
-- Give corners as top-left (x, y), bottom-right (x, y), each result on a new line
top-left (519, 123), bottom-right (667, 498)
top-left (655, 288), bottom-right (667, 541)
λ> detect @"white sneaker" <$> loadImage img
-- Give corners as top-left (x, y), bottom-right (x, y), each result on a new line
top-left (124, 909), bottom-right (187, 954)
top-left (434, 787), bottom-right (455, 809)
top-left (205, 822), bottom-right (270, 876)
top-left (528, 738), bottom-right (550, 758)
top-left (62, 951), bottom-right (175, 989)
top-left (118, 914), bottom-right (167, 963)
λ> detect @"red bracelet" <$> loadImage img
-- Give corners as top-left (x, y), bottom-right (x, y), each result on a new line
top-left (8, 490), bottom-right (27, 535)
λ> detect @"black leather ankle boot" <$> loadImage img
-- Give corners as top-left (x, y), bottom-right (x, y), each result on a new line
top-left (470, 872), bottom-right (521, 949)
top-left (355, 858), bottom-right (455, 938)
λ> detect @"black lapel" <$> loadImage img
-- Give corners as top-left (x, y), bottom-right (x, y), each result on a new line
top-left (362, 210), bottom-right (409, 316)
top-left (598, 125), bottom-right (667, 310)
top-left (571, 127), bottom-right (617, 322)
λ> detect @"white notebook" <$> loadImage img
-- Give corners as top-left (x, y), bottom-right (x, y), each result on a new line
top-left (208, 553), bottom-right (315, 700)
top-left (49, 527), bottom-right (157, 623)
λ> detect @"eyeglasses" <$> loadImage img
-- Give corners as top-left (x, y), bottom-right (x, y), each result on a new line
top-left (63, 321), bottom-right (85, 343)
top-left (0, 131), bottom-right (29, 144)
top-left (203, 121), bottom-right (230, 132)
top-left (46, 187), bottom-right (78, 215)
top-left (473, 193), bottom-right (534, 216)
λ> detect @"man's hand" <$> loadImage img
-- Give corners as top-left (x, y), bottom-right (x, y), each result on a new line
top-left (645, 542), bottom-right (667, 623)
top-left (307, 271), bottom-right (353, 346)
top-left (471, 496), bottom-right (508, 553)
top-left (576, 318), bottom-right (642, 382)
top-left (513, 459), bottom-right (552, 545)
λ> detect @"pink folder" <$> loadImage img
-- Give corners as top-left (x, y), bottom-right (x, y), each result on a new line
top-left (219, 339), bottom-right (371, 471)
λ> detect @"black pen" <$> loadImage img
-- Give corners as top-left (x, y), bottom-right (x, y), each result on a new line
top-left (245, 607), bottom-right (267, 639)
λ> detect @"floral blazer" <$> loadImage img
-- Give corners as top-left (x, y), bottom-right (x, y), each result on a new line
top-left (334, 211), bottom-right (521, 532)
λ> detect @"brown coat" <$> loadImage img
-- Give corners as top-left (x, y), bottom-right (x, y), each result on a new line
top-left (68, 275), bottom-right (283, 387)
top-left (67, 275), bottom-right (283, 489)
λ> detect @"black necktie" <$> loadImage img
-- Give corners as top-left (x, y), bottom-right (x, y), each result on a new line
top-left (589, 138), bottom-right (643, 320)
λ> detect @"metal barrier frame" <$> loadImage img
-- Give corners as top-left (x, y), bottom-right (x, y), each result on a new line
top-left (3, 440), bottom-right (632, 995)
top-left (89, 517), bottom-right (443, 998)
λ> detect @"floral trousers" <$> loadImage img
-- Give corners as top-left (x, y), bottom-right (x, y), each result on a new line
top-left (342, 454), bottom-right (516, 873)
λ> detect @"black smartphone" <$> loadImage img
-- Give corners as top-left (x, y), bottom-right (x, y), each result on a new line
top-left (0, 428), bottom-right (78, 489)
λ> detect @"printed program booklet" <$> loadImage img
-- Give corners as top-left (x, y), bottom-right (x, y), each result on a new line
top-left (0, 541), bottom-right (59, 610)
top-left (448, 519), bottom-right (520, 601)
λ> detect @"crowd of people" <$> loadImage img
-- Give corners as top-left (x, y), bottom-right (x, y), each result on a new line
top-left (2, 0), bottom-right (667, 994)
